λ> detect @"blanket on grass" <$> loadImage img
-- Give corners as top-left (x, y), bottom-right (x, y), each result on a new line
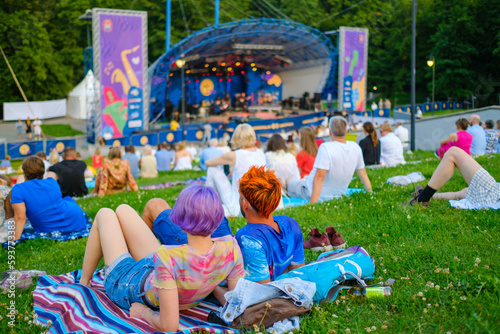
top-left (1, 222), bottom-right (92, 249)
top-left (449, 199), bottom-right (500, 210)
top-left (33, 269), bottom-right (236, 334)
top-left (140, 177), bottom-right (205, 190)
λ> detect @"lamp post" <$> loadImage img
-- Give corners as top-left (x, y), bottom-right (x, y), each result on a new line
top-left (427, 57), bottom-right (435, 116)
top-left (175, 58), bottom-right (186, 140)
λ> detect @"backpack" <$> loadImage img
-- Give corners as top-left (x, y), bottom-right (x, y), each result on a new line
top-left (276, 246), bottom-right (375, 303)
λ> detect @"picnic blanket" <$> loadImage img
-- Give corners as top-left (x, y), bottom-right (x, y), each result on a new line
top-left (282, 188), bottom-right (365, 208)
top-left (386, 172), bottom-right (425, 185)
top-left (140, 177), bottom-right (205, 190)
top-left (33, 269), bottom-right (237, 334)
top-left (1, 221), bottom-right (92, 249)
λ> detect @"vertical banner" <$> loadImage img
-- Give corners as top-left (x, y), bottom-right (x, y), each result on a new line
top-left (93, 8), bottom-right (148, 140)
top-left (338, 27), bottom-right (369, 112)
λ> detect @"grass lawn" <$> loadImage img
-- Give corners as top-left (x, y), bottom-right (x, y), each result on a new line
top-left (1, 152), bottom-right (499, 333)
top-left (41, 124), bottom-right (84, 137)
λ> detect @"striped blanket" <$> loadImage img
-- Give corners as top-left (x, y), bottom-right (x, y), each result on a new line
top-left (33, 269), bottom-right (237, 334)
top-left (140, 177), bottom-right (205, 190)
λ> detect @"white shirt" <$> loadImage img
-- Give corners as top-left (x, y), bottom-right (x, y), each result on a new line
top-left (265, 150), bottom-right (300, 184)
top-left (231, 149), bottom-right (266, 204)
top-left (306, 141), bottom-right (364, 201)
top-left (394, 126), bottom-right (409, 148)
top-left (380, 132), bottom-right (406, 166)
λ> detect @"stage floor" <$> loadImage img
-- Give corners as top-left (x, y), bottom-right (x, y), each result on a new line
top-left (192, 108), bottom-right (320, 124)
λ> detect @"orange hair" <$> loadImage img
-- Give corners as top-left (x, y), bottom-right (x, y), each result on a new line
top-left (239, 166), bottom-right (281, 219)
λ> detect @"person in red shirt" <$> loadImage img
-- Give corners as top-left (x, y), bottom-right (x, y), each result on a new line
top-left (92, 148), bottom-right (103, 169)
top-left (296, 127), bottom-right (319, 178)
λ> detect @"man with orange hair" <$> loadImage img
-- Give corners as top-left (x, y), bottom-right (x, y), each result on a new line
top-left (236, 166), bottom-right (305, 283)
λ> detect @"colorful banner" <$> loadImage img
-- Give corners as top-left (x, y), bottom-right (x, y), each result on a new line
top-left (93, 9), bottom-right (148, 140)
top-left (7, 142), bottom-right (44, 159)
top-left (131, 133), bottom-right (159, 147)
top-left (45, 139), bottom-right (77, 155)
top-left (338, 27), bottom-right (369, 112)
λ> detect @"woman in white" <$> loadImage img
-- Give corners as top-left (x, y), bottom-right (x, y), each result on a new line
top-left (173, 141), bottom-right (193, 171)
top-left (140, 145), bottom-right (158, 178)
top-left (264, 134), bottom-right (300, 192)
top-left (205, 124), bottom-right (266, 217)
top-left (379, 123), bottom-right (406, 166)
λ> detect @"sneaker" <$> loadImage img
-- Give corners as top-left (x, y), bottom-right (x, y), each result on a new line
top-left (325, 226), bottom-right (346, 249)
top-left (400, 197), bottom-right (430, 207)
top-left (411, 185), bottom-right (424, 198)
top-left (303, 228), bottom-right (333, 252)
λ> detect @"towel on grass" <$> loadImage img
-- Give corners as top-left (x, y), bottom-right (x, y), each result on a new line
top-left (282, 188), bottom-right (365, 208)
top-left (449, 199), bottom-right (500, 210)
top-left (33, 269), bottom-right (236, 334)
top-left (1, 222), bottom-right (92, 249)
top-left (386, 172), bottom-right (425, 185)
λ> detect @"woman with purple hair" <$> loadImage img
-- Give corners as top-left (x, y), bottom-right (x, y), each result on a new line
top-left (80, 185), bottom-right (245, 332)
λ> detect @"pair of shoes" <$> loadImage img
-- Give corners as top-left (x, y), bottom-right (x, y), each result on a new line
top-left (401, 197), bottom-right (430, 207)
top-left (303, 227), bottom-right (346, 252)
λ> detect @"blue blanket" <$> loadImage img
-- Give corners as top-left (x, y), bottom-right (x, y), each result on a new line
top-left (283, 188), bottom-right (365, 208)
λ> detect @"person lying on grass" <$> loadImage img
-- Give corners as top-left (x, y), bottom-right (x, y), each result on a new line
top-left (80, 184), bottom-right (244, 332)
top-left (235, 165), bottom-right (305, 284)
top-left (404, 146), bottom-right (500, 206)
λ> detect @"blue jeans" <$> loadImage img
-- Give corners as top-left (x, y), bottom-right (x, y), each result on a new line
top-left (152, 209), bottom-right (233, 245)
top-left (104, 253), bottom-right (154, 310)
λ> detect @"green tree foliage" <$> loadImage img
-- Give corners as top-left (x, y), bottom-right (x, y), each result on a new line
top-left (0, 0), bottom-right (499, 109)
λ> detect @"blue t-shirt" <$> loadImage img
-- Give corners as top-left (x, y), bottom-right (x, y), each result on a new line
top-left (0, 160), bottom-right (11, 168)
top-left (235, 215), bottom-right (305, 282)
top-left (467, 124), bottom-right (486, 155)
top-left (198, 147), bottom-right (223, 171)
top-left (11, 178), bottom-right (87, 233)
top-left (155, 149), bottom-right (174, 172)
top-left (123, 152), bottom-right (140, 179)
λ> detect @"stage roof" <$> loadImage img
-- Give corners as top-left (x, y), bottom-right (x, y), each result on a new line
top-left (149, 18), bottom-right (337, 117)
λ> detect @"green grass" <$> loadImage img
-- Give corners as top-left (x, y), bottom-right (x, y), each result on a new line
top-left (1, 152), bottom-right (499, 333)
top-left (40, 124), bottom-right (84, 137)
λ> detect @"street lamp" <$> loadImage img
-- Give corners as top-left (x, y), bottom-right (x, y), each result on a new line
top-left (175, 58), bottom-right (186, 140)
top-left (427, 57), bottom-right (435, 116)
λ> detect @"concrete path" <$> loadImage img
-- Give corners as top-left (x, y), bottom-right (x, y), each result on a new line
top-left (0, 117), bottom-right (87, 142)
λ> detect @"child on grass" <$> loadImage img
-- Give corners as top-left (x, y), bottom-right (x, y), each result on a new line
top-left (80, 184), bottom-right (244, 332)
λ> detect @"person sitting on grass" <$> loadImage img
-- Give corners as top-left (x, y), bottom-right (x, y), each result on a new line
top-left (435, 118), bottom-right (472, 159)
top-left (287, 116), bottom-right (372, 203)
top-left (9, 156), bottom-right (87, 240)
top-left (79, 185), bottom-right (244, 332)
top-left (404, 147), bottom-right (500, 206)
top-left (236, 166), bottom-right (305, 283)
top-left (93, 147), bottom-right (138, 197)
top-left (48, 147), bottom-right (88, 198)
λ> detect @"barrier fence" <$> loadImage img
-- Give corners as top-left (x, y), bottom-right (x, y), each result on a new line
top-left (4, 139), bottom-right (77, 159)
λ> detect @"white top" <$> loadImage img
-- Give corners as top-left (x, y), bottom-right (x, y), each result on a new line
top-left (230, 149), bottom-right (266, 204)
top-left (219, 146), bottom-right (231, 154)
top-left (265, 150), bottom-right (300, 185)
top-left (394, 126), bottom-right (409, 148)
top-left (173, 156), bottom-right (193, 171)
top-left (186, 146), bottom-right (198, 159)
top-left (380, 132), bottom-right (406, 166)
top-left (306, 141), bottom-right (364, 201)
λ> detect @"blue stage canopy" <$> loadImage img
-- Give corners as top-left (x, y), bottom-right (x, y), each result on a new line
top-left (149, 18), bottom-right (337, 120)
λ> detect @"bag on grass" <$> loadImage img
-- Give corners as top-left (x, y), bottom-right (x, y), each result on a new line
top-left (276, 246), bottom-right (375, 303)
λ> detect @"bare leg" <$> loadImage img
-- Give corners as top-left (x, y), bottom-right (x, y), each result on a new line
top-left (427, 147), bottom-right (481, 190)
top-left (142, 198), bottom-right (171, 231)
top-left (432, 187), bottom-right (468, 200)
top-left (80, 208), bottom-right (129, 287)
top-left (116, 204), bottom-right (160, 260)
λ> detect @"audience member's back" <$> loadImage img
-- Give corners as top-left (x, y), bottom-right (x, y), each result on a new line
top-left (48, 147), bottom-right (88, 197)
top-left (467, 115), bottom-right (486, 155)
top-left (155, 142), bottom-right (174, 171)
top-left (123, 145), bottom-right (140, 179)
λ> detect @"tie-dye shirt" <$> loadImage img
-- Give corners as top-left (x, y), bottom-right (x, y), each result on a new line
top-left (144, 235), bottom-right (244, 310)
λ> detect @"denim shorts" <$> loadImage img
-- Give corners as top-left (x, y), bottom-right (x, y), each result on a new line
top-left (104, 253), bottom-right (154, 310)
top-left (152, 209), bottom-right (233, 245)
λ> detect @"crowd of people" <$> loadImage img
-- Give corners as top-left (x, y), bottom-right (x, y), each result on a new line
top-left (1, 114), bottom-right (500, 332)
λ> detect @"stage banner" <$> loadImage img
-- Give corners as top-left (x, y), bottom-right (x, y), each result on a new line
top-left (8, 142), bottom-right (43, 159)
top-left (93, 8), bottom-right (148, 140)
top-left (131, 133), bottom-right (159, 147)
top-left (45, 139), bottom-right (77, 155)
top-left (159, 131), bottom-right (183, 144)
top-left (338, 27), bottom-right (369, 112)
top-left (105, 136), bottom-right (131, 147)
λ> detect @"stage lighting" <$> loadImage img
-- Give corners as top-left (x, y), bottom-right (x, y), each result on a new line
top-left (227, 67), bottom-right (232, 71)
top-left (252, 68), bottom-right (257, 71)
top-left (221, 62), bottom-right (226, 66)
top-left (212, 67), bottom-right (217, 71)
top-left (204, 64), bottom-right (209, 67)
top-left (235, 62), bottom-right (241, 66)
top-left (250, 63), bottom-right (255, 67)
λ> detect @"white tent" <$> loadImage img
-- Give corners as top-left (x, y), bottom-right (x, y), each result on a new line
top-left (67, 70), bottom-right (98, 119)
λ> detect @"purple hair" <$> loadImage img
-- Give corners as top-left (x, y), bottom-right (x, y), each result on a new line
top-left (170, 184), bottom-right (224, 236)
